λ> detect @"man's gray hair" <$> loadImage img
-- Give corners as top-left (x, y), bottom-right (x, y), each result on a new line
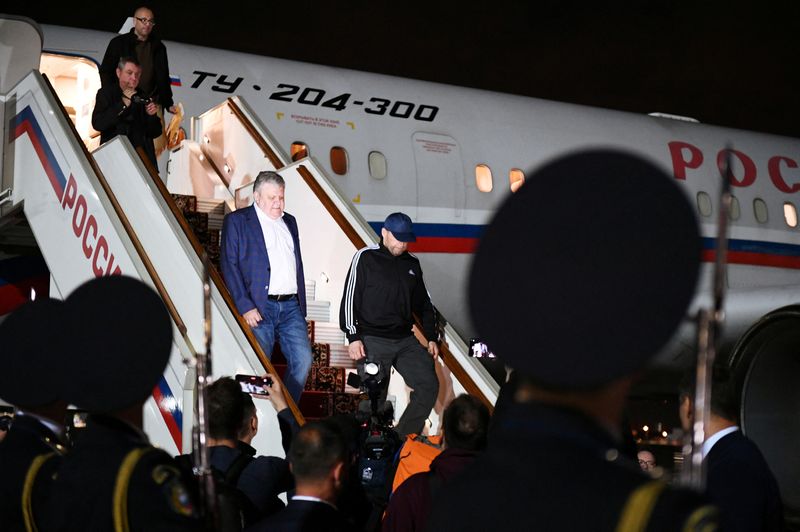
top-left (253, 171), bottom-right (285, 192)
top-left (117, 56), bottom-right (141, 70)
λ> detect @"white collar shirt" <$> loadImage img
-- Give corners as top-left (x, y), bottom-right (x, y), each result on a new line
top-left (254, 205), bottom-right (297, 295)
top-left (702, 425), bottom-right (739, 459)
top-left (291, 495), bottom-right (338, 510)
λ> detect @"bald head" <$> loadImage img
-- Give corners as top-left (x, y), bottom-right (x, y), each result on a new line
top-left (133, 6), bottom-right (155, 40)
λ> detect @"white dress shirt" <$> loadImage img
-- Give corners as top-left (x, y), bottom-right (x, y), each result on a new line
top-left (255, 206), bottom-right (297, 295)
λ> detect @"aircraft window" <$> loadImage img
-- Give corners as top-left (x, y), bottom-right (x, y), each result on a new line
top-left (729, 196), bottom-right (741, 220)
top-left (369, 151), bottom-right (387, 179)
top-left (753, 198), bottom-right (769, 223)
top-left (696, 192), bottom-right (713, 217)
top-left (509, 169), bottom-right (525, 192)
top-left (476, 164), bottom-right (493, 193)
top-left (330, 147), bottom-right (348, 175)
top-left (39, 53), bottom-right (101, 150)
top-left (783, 202), bottom-right (798, 228)
top-left (291, 142), bottom-right (309, 161)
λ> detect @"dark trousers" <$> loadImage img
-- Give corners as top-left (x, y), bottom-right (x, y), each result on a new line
top-left (361, 335), bottom-right (439, 437)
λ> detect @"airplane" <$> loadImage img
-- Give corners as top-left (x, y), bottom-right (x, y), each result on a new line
top-left (2, 15), bottom-right (799, 523)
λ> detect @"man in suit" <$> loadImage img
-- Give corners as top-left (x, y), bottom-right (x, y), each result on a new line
top-left (680, 367), bottom-right (785, 531)
top-left (249, 419), bottom-right (350, 531)
top-left (221, 170), bottom-right (313, 403)
top-left (0, 298), bottom-right (71, 532)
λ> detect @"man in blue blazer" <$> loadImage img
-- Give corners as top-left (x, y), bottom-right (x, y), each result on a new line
top-left (221, 171), bottom-right (312, 403)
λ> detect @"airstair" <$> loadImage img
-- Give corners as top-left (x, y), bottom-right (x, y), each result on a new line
top-left (0, 15), bottom-right (498, 459)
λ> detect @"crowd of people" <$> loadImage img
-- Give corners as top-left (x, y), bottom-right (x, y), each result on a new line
top-left (0, 4), bottom-right (788, 531)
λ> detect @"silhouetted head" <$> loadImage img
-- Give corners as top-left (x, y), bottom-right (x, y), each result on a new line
top-left (442, 394), bottom-right (490, 451)
top-left (289, 420), bottom-right (348, 487)
top-left (63, 276), bottom-right (173, 418)
top-left (0, 298), bottom-right (70, 420)
top-left (470, 149), bottom-right (701, 391)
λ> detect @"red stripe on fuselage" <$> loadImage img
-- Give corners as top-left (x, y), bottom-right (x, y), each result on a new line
top-left (408, 237), bottom-right (478, 254)
top-left (702, 250), bottom-right (800, 269)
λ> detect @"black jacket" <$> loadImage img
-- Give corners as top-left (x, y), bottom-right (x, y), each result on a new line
top-left (41, 414), bottom-right (200, 531)
top-left (340, 243), bottom-right (437, 343)
top-left (100, 29), bottom-right (174, 109)
top-left (425, 403), bottom-right (719, 532)
top-left (0, 414), bottom-right (66, 532)
top-left (91, 83), bottom-right (162, 167)
top-left (706, 430), bottom-right (785, 532)
top-left (247, 499), bottom-right (349, 532)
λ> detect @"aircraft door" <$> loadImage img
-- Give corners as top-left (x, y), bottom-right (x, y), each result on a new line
top-left (0, 16), bottom-right (42, 93)
top-left (412, 132), bottom-right (465, 221)
top-left (39, 53), bottom-right (101, 150)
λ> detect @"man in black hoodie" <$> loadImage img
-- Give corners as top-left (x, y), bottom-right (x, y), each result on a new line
top-left (340, 212), bottom-right (439, 438)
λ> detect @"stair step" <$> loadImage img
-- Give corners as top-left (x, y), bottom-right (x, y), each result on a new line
top-left (306, 300), bottom-right (330, 323)
top-left (329, 344), bottom-right (356, 369)
top-left (305, 280), bottom-right (316, 302)
top-left (298, 390), bottom-right (363, 420)
top-left (313, 322), bottom-right (345, 347)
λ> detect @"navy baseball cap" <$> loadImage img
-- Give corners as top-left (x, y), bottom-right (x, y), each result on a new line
top-left (384, 212), bottom-right (417, 242)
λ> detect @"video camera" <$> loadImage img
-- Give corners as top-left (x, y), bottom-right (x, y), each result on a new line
top-left (130, 94), bottom-right (152, 105)
top-left (347, 359), bottom-right (394, 429)
top-left (346, 359), bottom-right (400, 496)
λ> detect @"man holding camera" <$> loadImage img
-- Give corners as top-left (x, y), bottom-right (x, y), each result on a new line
top-left (340, 212), bottom-right (439, 438)
top-left (92, 56), bottom-right (162, 168)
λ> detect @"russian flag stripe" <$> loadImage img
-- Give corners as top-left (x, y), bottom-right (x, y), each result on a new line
top-left (153, 377), bottom-right (183, 450)
top-left (10, 107), bottom-right (67, 201)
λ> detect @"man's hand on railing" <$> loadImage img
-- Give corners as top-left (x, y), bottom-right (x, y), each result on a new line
top-left (428, 341), bottom-right (439, 358)
top-left (242, 308), bottom-right (262, 328)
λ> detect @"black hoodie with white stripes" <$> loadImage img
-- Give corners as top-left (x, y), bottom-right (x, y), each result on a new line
top-left (339, 243), bottom-right (438, 344)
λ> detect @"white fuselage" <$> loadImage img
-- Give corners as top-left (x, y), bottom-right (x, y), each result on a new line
top-left (40, 24), bottom-right (800, 348)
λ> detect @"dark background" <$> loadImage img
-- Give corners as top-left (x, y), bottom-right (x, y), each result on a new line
top-left (6, 1), bottom-right (800, 138)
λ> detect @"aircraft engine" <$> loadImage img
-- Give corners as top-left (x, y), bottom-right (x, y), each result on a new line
top-left (727, 306), bottom-right (800, 528)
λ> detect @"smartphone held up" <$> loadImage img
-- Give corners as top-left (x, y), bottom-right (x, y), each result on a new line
top-left (235, 374), bottom-right (273, 396)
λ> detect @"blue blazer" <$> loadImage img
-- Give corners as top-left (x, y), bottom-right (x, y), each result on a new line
top-left (220, 205), bottom-right (307, 317)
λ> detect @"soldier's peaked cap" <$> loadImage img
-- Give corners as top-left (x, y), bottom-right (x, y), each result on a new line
top-left (64, 276), bottom-right (173, 412)
top-left (469, 149), bottom-right (701, 389)
top-left (0, 298), bottom-right (68, 407)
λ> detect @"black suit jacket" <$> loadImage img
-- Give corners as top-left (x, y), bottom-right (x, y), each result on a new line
top-left (706, 430), bottom-right (784, 531)
top-left (247, 498), bottom-right (349, 532)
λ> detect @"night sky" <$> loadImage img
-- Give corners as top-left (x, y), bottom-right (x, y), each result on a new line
top-left (6, 1), bottom-right (800, 137)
